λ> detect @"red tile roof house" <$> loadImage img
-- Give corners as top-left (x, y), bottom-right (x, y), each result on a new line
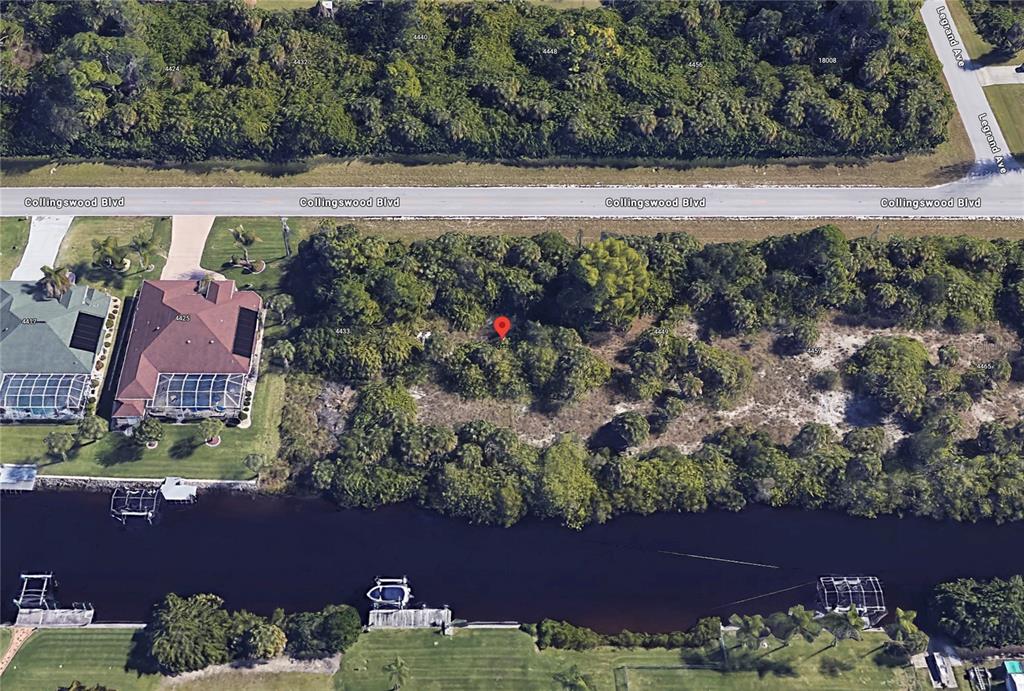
top-left (112, 280), bottom-right (263, 428)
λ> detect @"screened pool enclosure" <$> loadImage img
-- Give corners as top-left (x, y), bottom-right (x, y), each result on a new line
top-left (0, 373), bottom-right (90, 421)
top-left (148, 373), bottom-right (246, 419)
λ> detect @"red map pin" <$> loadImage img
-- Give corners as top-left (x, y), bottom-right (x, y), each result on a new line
top-left (493, 316), bottom-right (511, 340)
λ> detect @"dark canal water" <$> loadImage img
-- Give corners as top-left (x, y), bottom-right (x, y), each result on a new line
top-left (2, 491), bottom-right (1022, 632)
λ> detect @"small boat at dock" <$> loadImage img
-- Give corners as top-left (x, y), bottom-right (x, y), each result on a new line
top-left (367, 576), bottom-right (412, 609)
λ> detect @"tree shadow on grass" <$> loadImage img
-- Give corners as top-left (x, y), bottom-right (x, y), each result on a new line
top-left (126, 627), bottom-right (159, 676)
top-left (169, 437), bottom-right (198, 460)
top-left (97, 434), bottom-right (144, 466)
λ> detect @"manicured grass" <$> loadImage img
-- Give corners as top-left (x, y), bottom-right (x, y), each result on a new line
top-left (335, 629), bottom-right (913, 691)
top-left (0, 629), bottom-right (159, 691)
top-left (948, 0), bottom-right (1024, 66)
top-left (985, 85), bottom-right (1024, 158)
top-left (0, 216), bottom-right (30, 280)
top-left (0, 373), bottom-right (284, 479)
top-left (55, 216), bottom-right (172, 300)
top-left (1, 628), bottom-right (914, 691)
top-left (201, 217), bottom-right (319, 296)
top-left (649, 632), bottom-right (915, 691)
top-left (338, 629), bottom-right (687, 691)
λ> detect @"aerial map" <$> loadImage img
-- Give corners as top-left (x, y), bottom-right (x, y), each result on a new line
top-left (0, 0), bottom-right (1022, 689)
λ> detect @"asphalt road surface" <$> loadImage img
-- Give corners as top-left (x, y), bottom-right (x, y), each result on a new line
top-left (0, 0), bottom-right (1020, 220)
top-left (1, 176), bottom-right (1021, 218)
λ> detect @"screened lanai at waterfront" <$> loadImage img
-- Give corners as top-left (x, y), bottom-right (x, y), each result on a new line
top-left (149, 373), bottom-right (246, 418)
top-left (0, 373), bottom-right (90, 420)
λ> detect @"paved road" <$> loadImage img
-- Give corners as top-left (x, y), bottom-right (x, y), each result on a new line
top-left (0, 0), bottom-right (1020, 221)
top-left (1, 176), bottom-right (1021, 219)
top-left (10, 216), bottom-right (73, 280)
top-left (921, 0), bottom-right (1019, 172)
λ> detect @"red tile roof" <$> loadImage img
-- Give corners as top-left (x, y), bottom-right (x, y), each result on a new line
top-left (112, 280), bottom-right (262, 417)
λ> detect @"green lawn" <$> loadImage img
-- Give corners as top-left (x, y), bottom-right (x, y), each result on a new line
top-left (985, 84), bottom-right (1024, 158)
top-left (651, 634), bottom-right (916, 691)
top-left (202, 217), bottom-right (320, 297)
top-left (0, 216), bottom-right (30, 280)
top-left (0, 629), bottom-right (159, 691)
top-left (335, 629), bottom-right (915, 691)
top-left (0, 373), bottom-right (284, 479)
top-left (948, 0), bottom-right (1024, 66)
top-left (0, 628), bottom-right (11, 660)
top-left (337, 628), bottom-right (681, 691)
top-left (53, 216), bottom-right (172, 300)
top-left (1, 628), bottom-right (918, 691)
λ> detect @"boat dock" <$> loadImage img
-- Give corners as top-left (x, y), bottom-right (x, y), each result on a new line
top-left (12, 573), bottom-right (94, 627)
top-left (0, 464), bottom-right (37, 491)
top-left (368, 607), bottom-right (452, 630)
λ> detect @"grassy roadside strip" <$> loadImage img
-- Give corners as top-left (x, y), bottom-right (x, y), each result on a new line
top-left (0, 216), bottom-right (30, 280)
top-left (984, 85), bottom-right (1024, 158)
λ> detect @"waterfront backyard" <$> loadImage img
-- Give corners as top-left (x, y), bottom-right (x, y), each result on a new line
top-left (0, 373), bottom-right (283, 480)
top-left (0, 627), bottom-right (921, 691)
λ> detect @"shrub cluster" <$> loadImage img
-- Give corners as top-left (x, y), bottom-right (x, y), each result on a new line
top-left (626, 328), bottom-right (752, 407)
top-left (139, 593), bottom-right (360, 674)
top-left (525, 616), bottom-right (721, 651)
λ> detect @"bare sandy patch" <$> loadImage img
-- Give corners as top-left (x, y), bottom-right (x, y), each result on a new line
top-left (412, 316), bottom-right (1023, 450)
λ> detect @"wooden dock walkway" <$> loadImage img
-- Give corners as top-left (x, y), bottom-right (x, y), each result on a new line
top-left (367, 608), bottom-right (451, 630)
top-left (15, 608), bottom-right (94, 627)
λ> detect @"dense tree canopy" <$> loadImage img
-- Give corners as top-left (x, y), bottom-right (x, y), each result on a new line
top-left (964, 0), bottom-right (1024, 54)
top-left (930, 575), bottom-right (1024, 649)
top-left (285, 226), bottom-right (1024, 528)
top-left (3, 0), bottom-right (954, 162)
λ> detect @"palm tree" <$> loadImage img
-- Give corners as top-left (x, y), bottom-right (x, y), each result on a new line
top-left (784, 605), bottom-right (821, 645)
top-left (729, 614), bottom-right (770, 651)
top-left (129, 232), bottom-right (157, 272)
top-left (92, 236), bottom-right (128, 272)
top-left (230, 225), bottom-right (261, 267)
top-left (885, 607), bottom-right (928, 654)
top-left (823, 607), bottom-right (864, 648)
top-left (553, 664), bottom-right (590, 690)
top-left (382, 656), bottom-right (410, 690)
top-left (37, 265), bottom-right (72, 299)
top-left (268, 340), bottom-right (295, 370)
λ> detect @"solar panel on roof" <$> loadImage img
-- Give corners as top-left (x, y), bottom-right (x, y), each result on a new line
top-left (232, 308), bottom-right (258, 358)
top-left (69, 312), bottom-right (104, 352)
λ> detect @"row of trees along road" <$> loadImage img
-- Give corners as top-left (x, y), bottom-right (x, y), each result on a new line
top-left (2, 0), bottom-right (952, 161)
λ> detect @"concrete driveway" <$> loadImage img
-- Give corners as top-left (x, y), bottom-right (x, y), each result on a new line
top-left (10, 216), bottom-right (74, 280)
top-left (161, 215), bottom-right (224, 280)
top-left (975, 65), bottom-right (1024, 86)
